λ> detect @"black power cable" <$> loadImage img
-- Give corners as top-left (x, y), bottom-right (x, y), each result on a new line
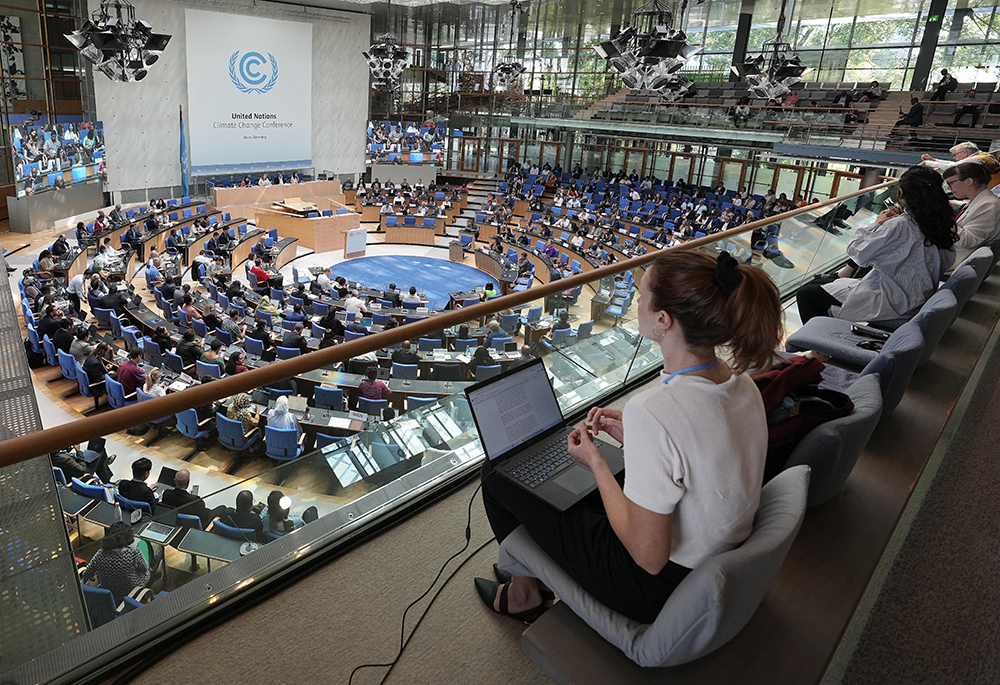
top-left (349, 480), bottom-right (488, 685)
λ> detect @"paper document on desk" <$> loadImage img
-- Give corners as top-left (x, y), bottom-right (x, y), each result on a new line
top-left (456, 354), bottom-right (471, 364)
top-left (328, 417), bottom-right (353, 429)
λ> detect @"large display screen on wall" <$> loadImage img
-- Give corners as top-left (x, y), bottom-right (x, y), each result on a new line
top-left (11, 121), bottom-right (105, 197)
top-left (184, 9), bottom-right (312, 175)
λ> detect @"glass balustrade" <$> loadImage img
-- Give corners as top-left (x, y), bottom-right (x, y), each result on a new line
top-left (5, 186), bottom-right (890, 682)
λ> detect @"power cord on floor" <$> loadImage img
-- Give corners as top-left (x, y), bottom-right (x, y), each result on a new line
top-left (349, 480), bottom-right (491, 685)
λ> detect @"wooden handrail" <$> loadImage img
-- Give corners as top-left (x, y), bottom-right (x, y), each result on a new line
top-left (0, 181), bottom-right (896, 468)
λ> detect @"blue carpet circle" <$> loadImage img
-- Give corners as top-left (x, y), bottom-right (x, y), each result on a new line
top-left (331, 256), bottom-right (500, 310)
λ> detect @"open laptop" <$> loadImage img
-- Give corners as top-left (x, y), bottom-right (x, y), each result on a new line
top-left (465, 357), bottom-right (624, 511)
top-left (157, 465), bottom-right (179, 491)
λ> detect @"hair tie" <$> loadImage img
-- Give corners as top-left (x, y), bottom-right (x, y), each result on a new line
top-left (714, 251), bottom-right (743, 294)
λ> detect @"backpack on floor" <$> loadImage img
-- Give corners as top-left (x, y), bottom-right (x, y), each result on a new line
top-left (752, 355), bottom-right (855, 482)
top-left (24, 338), bottom-right (45, 369)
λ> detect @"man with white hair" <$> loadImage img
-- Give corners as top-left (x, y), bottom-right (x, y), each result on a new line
top-left (922, 142), bottom-right (1000, 189)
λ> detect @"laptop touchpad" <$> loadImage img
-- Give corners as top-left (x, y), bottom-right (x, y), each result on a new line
top-left (559, 466), bottom-right (595, 495)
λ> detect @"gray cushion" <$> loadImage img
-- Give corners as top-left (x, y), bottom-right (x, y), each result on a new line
top-left (859, 320), bottom-right (924, 416)
top-left (955, 246), bottom-right (994, 290)
top-left (498, 465), bottom-right (811, 668)
top-left (940, 264), bottom-right (978, 316)
top-left (784, 374), bottom-right (882, 507)
top-left (785, 317), bottom-right (879, 367)
top-left (913, 289), bottom-right (958, 366)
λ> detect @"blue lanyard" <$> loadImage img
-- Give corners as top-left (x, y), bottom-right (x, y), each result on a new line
top-left (662, 358), bottom-right (720, 385)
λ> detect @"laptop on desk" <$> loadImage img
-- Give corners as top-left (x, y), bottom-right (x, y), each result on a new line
top-left (465, 357), bottom-right (624, 511)
top-left (157, 466), bottom-right (179, 491)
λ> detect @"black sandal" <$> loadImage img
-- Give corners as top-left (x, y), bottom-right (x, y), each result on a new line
top-left (474, 578), bottom-right (546, 623)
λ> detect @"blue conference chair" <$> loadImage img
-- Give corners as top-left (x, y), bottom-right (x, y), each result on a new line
top-left (314, 386), bottom-right (344, 410)
top-left (105, 375), bottom-right (137, 409)
top-left (175, 408), bottom-right (213, 461)
top-left (264, 425), bottom-right (305, 462)
top-left (542, 327), bottom-right (574, 350)
top-left (490, 336), bottom-right (513, 351)
top-left (57, 349), bottom-right (78, 386)
top-left (406, 396), bottom-right (438, 411)
top-left (418, 337), bottom-right (440, 352)
top-left (41, 335), bottom-right (58, 367)
top-left (71, 476), bottom-right (109, 501)
top-left (137, 388), bottom-right (173, 445)
top-left (245, 337), bottom-right (265, 357)
top-left (81, 585), bottom-right (119, 628)
top-left (196, 360), bottom-right (222, 379)
top-left (75, 362), bottom-right (104, 414)
top-left (277, 346), bottom-right (301, 360)
top-left (475, 364), bottom-right (502, 380)
top-left (392, 363), bottom-right (418, 379)
top-left (316, 433), bottom-right (342, 450)
top-left (216, 413), bottom-right (261, 473)
top-left (358, 397), bottom-right (388, 417)
top-left (210, 519), bottom-right (257, 541)
top-left (114, 492), bottom-right (152, 517)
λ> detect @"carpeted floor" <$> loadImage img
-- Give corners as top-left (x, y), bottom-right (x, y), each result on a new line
top-left (327, 255), bottom-right (501, 310)
top-left (836, 316), bottom-right (1000, 682)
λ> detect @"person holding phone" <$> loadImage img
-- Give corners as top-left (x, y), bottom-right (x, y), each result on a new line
top-left (796, 166), bottom-right (957, 324)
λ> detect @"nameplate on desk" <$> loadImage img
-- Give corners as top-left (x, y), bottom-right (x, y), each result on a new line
top-left (416, 307), bottom-right (429, 314)
top-left (348, 410), bottom-right (368, 422)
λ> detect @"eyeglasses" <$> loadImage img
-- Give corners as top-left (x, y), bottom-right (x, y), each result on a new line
top-left (945, 178), bottom-right (967, 187)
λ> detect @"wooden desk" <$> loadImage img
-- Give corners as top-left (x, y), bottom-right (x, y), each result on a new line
top-left (212, 180), bottom-right (341, 208)
top-left (53, 247), bottom-right (89, 282)
top-left (385, 224), bottom-right (437, 246)
top-left (274, 237), bottom-right (299, 269)
top-left (254, 207), bottom-right (358, 252)
top-left (358, 205), bottom-right (382, 223)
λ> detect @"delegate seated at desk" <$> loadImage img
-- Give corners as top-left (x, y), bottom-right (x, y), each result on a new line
top-left (117, 457), bottom-right (159, 511)
top-left (282, 323), bottom-right (309, 353)
top-left (80, 521), bottom-right (149, 606)
top-left (160, 468), bottom-right (227, 528)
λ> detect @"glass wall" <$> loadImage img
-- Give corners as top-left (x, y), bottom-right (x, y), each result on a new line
top-left (368, 0), bottom-right (1000, 119)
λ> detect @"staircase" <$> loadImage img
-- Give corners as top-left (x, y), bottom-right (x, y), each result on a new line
top-left (848, 91), bottom-right (913, 149)
top-left (574, 87), bottom-right (631, 120)
top-left (449, 179), bottom-right (495, 235)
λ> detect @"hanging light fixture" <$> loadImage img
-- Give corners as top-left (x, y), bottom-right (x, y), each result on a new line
top-left (64, 0), bottom-right (170, 83)
top-left (730, 0), bottom-right (807, 100)
top-left (593, 0), bottom-right (700, 100)
top-left (492, 0), bottom-right (529, 91)
top-left (362, 0), bottom-right (408, 113)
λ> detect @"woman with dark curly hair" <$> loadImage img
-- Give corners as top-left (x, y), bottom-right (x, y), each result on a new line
top-left (79, 521), bottom-right (149, 605)
top-left (797, 166), bottom-right (957, 323)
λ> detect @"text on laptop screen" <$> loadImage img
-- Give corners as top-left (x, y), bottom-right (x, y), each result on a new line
top-left (467, 361), bottom-right (563, 462)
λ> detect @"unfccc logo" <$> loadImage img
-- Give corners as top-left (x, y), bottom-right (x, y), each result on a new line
top-left (229, 50), bottom-right (278, 94)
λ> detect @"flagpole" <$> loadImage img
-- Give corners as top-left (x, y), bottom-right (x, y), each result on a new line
top-left (179, 104), bottom-right (189, 198)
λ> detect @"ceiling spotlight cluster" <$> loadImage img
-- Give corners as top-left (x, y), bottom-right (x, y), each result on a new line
top-left (64, 0), bottom-right (170, 82)
top-left (492, 0), bottom-right (530, 91)
top-left (593, 0), bottom-right (700, 98)
top-left (494, 58), bottom-right (527, 90)
top-left (730, 0), bottom-right (807, 100)
top-left (363, 33), bottom-right (409, 98)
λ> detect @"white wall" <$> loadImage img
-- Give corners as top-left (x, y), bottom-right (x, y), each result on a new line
top-left (92, 0), bottom-right (370, 195)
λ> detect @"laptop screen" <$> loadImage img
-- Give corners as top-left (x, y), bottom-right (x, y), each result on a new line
top-left (465, 358), bottom-right (563, 463)
top-left (157, 466), bottom-right (179, 487)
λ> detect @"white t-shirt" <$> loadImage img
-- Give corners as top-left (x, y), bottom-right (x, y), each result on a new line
top-left (622, 372), bottom-right (767, 569)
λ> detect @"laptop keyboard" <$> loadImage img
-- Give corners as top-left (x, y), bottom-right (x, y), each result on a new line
top-left (145, 521), bottom-right (174, 537)
top-left (508, 442), bottom-right (574, 488)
